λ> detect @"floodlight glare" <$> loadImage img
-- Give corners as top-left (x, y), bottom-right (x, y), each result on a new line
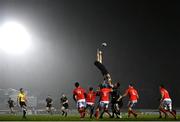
top-left (0, 21), bottom-right (31, 55)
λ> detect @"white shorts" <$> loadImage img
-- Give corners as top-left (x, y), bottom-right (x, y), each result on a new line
top-left (128, 100), bottom-right (137, 108)
top-left (86, 102), bottom-right (94, 106)
top-left (77, 99), bottom-right (86, 108)
top-left (161, 98), bottom-right (172, 111)
top-left (100, 101), bottom-right (109, 109)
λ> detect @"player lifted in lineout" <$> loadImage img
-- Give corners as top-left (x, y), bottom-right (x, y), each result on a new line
top-left (17, 88), bottom-right (27, 119)
top-left (94, 42), bottom-right (112, 85)
top-left (60, 93), bottom-right (69, 117)
top-left (119, 84), bottom-right (139, 118)
top-left (159, 85), bottom-right (176, 119)
top-left (73, 82), bottom-right (86, 119)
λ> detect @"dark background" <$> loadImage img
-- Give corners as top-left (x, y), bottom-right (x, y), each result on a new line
top-left (0, 0), bottom-right (180, 109)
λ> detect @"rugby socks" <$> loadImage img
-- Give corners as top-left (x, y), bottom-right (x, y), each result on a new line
top-left (169, 110), bottom-right (176, 119)
top-left (23, 110), bottom-right (26, 118)
top-left (128, 110), bottom-right (137, 118)
top-left (95, 109), bottom-right (99, 119)
top-left (65, 112), bottom-right (67, 117)
top-left (79, 108), bottom-right (85, 118)
top-left (159, 108), bottom-right (167, 117)
top-left (99, 111), bottom-right (104, 118)
top-left (62, 111), bottom-right (65, 116)
top-left (106, 111), bottom-right (112, 118)
top-left (159, 111), bottom-right (162, 118)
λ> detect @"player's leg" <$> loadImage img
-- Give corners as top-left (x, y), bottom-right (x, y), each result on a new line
top-left (77, 101), bottom-right (83, 118)
top-left (49, 106), bottom-right (52, 115)
top-left (127, 101), bottom-right (132, 117)
top-left (78, 107), bottom-right (84, 118)
top-left (159, 102), bottom-right (167, 118)
top-left (82, 101), bottom-right (86, 118)
top-left (110, 103), bottom-right (115, 118)
top-left (114, 103), bottom-right (121, 118)
top-left (78, 101), bottom-right (86, 118)
top-left (21, 103), bottom-right (27, 118)
top-left (80, 107), bottom-right (86, 118)
top-left (99, 102), bottom-right (105, 118)
top-left (111, 102), bottom-right (117, 118)
top-left (94, 61), bottom-right (112, 85)
top-left (104, 103), bottom-right (111, 118)
top-left (9, 106), bottom-right (13, 114)
top-left (64, 109), bottom-right (68, 117)
top-left (89, 105), bottom-right (94, 118)
top-left (11, 107), bottom-right (15, 114)
top-left (85, 104), bottom-right (89, 117)
top-left (61, 106), bottom-right (65, 116)
top-left (167, 101), bottom-right (176, 119)
top-left (94, 104), bottom-right (100, 119)
top-left (99, 110), bottom-right (104, 119)
top-left (65, 103), bottom-right (68, 117)
top-left (46, 106), bottom-right (49, 113)
top-left (94, 108), bottom-right (99, 119)
top-left (94, 61), bottom-right (108, 76)
top-left (158, 103), bottom-right (163, 118)
top-left (62, 104), bottom-right (68, 117)
top-left (128, 101), bottom-right (137, 118)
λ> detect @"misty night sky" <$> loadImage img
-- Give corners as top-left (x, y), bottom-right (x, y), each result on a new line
top-left (0, 0), bottom-right (180, 109)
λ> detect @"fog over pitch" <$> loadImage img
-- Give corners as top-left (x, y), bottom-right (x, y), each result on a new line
top-left (0, 0), bottom-right (180, 109)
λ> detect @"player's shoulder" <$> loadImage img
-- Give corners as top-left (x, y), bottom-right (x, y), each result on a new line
top-left (73, 88), bottom-right (77, 92)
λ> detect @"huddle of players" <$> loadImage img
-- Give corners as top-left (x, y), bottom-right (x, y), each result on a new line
top-left (73, 81), bottom-right (138, 119)
top-left (73, 82), bottom-right (177, 119)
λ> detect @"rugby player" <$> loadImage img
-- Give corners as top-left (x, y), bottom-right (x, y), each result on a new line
top-left (159, 85), bottom-right (176, 119)
top-left (98, 84), bottom-right (112, 119)
top-left (17, 88), bottom-right (27, 118)
top-left (46, 95), bottom-right (53, 114)
top-left (119, 84), bottom-right (139, 118)
top-left (60, 93), bottom-right (69, 117)
top-left (73, 82), bottom-right (86, 118)
top-left (7, 97), bottom-right (15, 114)
top-left (94, 48), bottom-right (112, 84)
top-left (111, 82), bottom-right (123, 118)
top-left (85, 87), bottom-right (96, 118)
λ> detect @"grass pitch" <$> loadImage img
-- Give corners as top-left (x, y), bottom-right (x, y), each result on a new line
top-left (0, 114), bottom-right (179, 121)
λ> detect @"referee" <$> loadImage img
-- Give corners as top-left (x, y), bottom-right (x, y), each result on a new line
top-left (17, 88), bottom-right (27, 118)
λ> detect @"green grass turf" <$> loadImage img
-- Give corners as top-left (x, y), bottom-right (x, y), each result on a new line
top-left (0, 114), bottom-right (179, 121)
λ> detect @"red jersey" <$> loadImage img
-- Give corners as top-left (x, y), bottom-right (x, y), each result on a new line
top-left (160, 88), bottom-right (170, 100)
top-left (126, 87), bottom-right (138, 101)
top-left (86, 91), bottom-right (96, 103)
top-left (100, 88), bottom-right (111, 101)
top-left (73, 87), bottom-right (86, 101)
